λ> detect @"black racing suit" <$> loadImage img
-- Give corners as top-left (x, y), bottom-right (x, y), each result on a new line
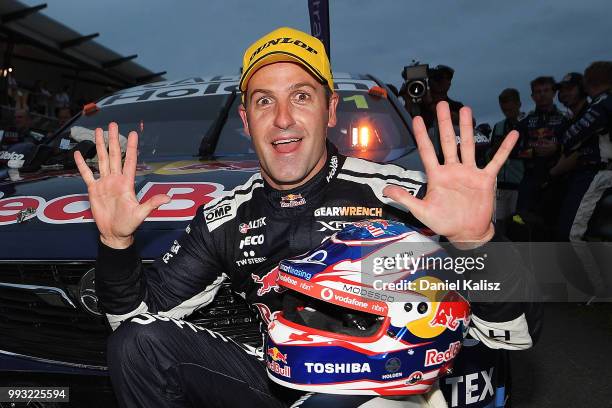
top-left (554, 102), bottom-right (597, 240)
top-left (97, 142), bottom-right (541, 408)
top-left (562, 91), bottom-right (612, 241)
top-left (516, 106), bottom-right (568, 215)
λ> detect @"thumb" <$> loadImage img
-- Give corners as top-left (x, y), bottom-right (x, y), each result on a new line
top-left (383, 185), bottom-right (426, 219)
top-left (137, 194), bottom-right (171, 220)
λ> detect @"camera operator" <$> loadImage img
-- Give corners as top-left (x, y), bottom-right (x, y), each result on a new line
top-left (400, 64), bottom-right (465, 129)
top-left (429, 65), bottom-right (465, 126)
top-left (400, 64), bottom-right (475, 163)
top-left (516, 76), bottom-right (569, 218)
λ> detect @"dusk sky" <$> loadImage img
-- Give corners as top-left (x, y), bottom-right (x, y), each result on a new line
top-left (23, 0), bottom-right (612, 125)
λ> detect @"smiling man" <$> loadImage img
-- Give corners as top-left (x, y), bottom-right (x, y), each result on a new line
top-left (238, 61), bottom-right (337, 189)
top-left (76, 27), bottom-right (539, 408)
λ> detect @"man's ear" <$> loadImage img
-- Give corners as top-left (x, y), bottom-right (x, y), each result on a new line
top-left (238, 103), bottom-right (250, 136)
top-left (327, 92), bottom-right (340, 128)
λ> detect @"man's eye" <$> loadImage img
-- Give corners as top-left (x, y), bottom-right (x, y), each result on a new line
top-left (256, 97), bottom-right (272, 106)
top-left (295, 92), bottom-right (310, 102)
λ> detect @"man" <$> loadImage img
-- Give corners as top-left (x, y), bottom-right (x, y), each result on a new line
top-left (411, 65), bottom-right (474, 163)
top-left (1, 109), bottom-right (45, 147)
top-left (75, 27), bottom-right (538, 407)
top-left (429, 65), bottom-right (465, 125)
top-left (488, 89), bottom-right (525, 226)
top-left (401, 65), bottom-right (464, 130)
top-left (54, 85), bottom-right (70, 117)
top-left (564, 62), bottom-right (612, 242)
top-left (550, 73), bottom-right (594, 240)
top-left (57, 107), bottom-right (72, 128)
top-left (516, 76), bottom-right (569, 217)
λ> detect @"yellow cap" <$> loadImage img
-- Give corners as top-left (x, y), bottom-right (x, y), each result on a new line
top-left (239, 27), bottom-right (333, 95)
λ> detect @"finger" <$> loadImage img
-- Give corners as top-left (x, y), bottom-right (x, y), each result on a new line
top-left (74, 151), bottom-right (95, 186)
top-left (486, 130), bottom-right (519, 175)
top-left (383, 185), bottom-right (427, 222)
top-left (412, 116), bottom-right (439, 174)
top-left (95, 127), bottom-right (109, 177)
top-left (123, 131), bottom-right (139, 182)
top-left (436, 101), bottom-right (459, 164)
top-left (108, 122), bottom-right (122, 175)
top-left (458, 107), bottom-right (475, 166)
top-left (137, 194), bottom-right (171, 221)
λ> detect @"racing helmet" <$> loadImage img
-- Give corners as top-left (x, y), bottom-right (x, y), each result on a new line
top-left (265, 219), bottom-right (470, 395)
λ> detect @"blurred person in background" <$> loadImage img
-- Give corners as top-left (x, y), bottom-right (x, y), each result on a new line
top-left (404, 65), bottom-right (474, 162)
top-left (30, 80), bottom-right (52, 116)
top-left (1, 109), bottom-right (45, 147)
top-left (429, 64), bottom-right (465, 126)
top-left (56, 107), bottom-right (72, 128)
top-left (516, 76), bottom-right (568, 220)
top-left (54, 85), bottom-right (70, 117)
top-left (7, 73), bottom-right (28, 110)
top-left (562, 62), bottom-right (612, 242)
top-left (550, 72), bottom-right (593, 240)
top-left (400, 64), bottom-right (466, 130)
top-left (488, 88), bottom-right (525, 230)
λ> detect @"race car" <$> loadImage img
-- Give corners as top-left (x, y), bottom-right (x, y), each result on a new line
top-left (0, 73), bottom-right (423, 407)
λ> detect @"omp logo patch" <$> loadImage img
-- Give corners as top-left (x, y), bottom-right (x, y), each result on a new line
top-left (204, 203), bottom-right (232, 224)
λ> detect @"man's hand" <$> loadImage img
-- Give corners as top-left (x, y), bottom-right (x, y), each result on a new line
top-left (550, 150), bottom-right (578, 177)
top-left (383, 102), bottom-right (518, 248)
top-left (74, 123), bottom-right (171, 249)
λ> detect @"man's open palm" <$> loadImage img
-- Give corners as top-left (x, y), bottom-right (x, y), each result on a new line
top-left (74, 123), bottom-right (170, 248)
top-left (384, 102), bottom-right (518, 247)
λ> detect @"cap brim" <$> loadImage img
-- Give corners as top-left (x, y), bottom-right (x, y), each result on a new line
top-left (240, 51), bottom-right (328, 93)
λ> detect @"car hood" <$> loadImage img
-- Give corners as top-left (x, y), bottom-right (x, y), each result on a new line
top-left (0, 158), bottom-right (260, 260)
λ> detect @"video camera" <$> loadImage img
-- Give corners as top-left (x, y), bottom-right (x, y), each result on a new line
top-left (401, 62), bottom-right (429, 104)
top-left (401, 63), bottom-right (456, 104)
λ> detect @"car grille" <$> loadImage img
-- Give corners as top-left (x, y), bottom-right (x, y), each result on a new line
top-left (0, 263), bottom-right (261, 367)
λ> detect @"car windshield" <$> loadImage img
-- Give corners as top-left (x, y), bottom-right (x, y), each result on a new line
top-left (50, 85), bottom-right (413, 163)
top-left (50, 94), bottom-right (232, 161)
top-left (216, 89), bottom-right (413, 162)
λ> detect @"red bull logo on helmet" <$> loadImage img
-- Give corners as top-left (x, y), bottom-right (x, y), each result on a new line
top-left (424, 341), bottom-right (461, 367)
top-left (429, 292), bottom-right (470, 331)
top-left (267, 361), bottom-right (291, 378)
top-left (267, 346), bottom-right (288, 364)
